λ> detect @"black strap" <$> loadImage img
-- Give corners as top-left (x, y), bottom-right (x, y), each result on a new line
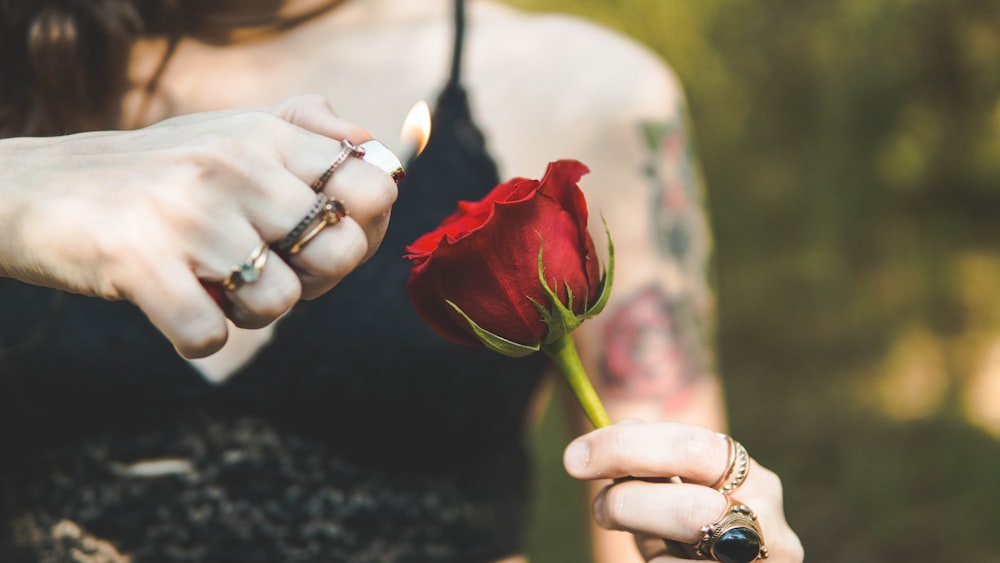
top-left (448, 0), bottom-right (465, 86)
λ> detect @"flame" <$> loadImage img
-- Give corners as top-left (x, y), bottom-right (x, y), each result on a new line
top-left (401, 100), bottom-right (432, 155)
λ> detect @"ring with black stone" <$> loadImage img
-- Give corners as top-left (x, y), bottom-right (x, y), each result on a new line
top-left (694, 498), bottom-right (769, 562)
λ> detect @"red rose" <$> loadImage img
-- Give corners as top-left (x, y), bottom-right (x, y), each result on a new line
top-left (404, 159), bottom-right (615, 428)
top-left (406, 160), bottom-right (603, 349)
top-left (404, 159), bottom-right (610, 350)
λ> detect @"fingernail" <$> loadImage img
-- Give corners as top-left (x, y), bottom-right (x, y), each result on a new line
top-left (564, 441), bottom-right (589, 472)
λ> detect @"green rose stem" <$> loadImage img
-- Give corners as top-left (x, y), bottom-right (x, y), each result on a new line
top-left (543, 333), bottom-right (688, 558)
top-left (541, 334), bottom-right (610, 429)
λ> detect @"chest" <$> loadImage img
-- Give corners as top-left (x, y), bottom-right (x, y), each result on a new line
top-left (124, 24), bottom-right (452, 155)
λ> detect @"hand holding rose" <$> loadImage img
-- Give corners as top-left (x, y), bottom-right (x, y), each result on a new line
top-left (565, 421), bottom-right (804, 562)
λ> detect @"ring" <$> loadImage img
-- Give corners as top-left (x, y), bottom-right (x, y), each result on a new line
top-left (710, 434), bottom-right (737, 490)
top-left (694, 498), bottom-right (769, 562)
top-left (273, 193), bottom-right (330, 251)
top-left (359, 139), bottom-right (405, 184)
top-left (286, 198), bottom-right (349, 255)
top-left (310, 138), bottom-right (365, 192)
top-left (222, 240), bottom-right (269, 291)
top-left (718, 440), bottom-right (750, 495)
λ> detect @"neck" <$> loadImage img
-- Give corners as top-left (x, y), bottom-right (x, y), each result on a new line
top-left (186, 0), bottom-right (349, 43)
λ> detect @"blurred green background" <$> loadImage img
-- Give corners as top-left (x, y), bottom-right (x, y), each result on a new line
top-left (501, 1), bottom-right (1000, 562)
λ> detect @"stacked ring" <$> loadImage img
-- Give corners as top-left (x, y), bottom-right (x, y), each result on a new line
top-left (694, 498), bottom-right (769, 562)
top-left (274, 193), bottom-right (330, 252)
top-left (285, 198), bottom-right (349, 255)
top-left (718, 440), bottom-right (750, 496)
top-left (710, 435), bottom-right (738, 490)
top-left (310, 138), bottom-right (365, 192)
top-left (222, 240), bottom-right (269, 291)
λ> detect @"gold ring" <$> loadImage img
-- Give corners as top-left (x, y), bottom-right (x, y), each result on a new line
top-left (359, 139), bottom-right (405, 184)
top-left (310, 139), bottom-right (365, 192)
top-left (274, 193), bottom-right (330, 251)
top-left (694, 498), bottom-right (769, 562)
top-left (222, 240), bottom-right (269, 291)
top-left (286, 198), bottom-right (349, 255)
top-left (718, 440), bottom-right (750, 496)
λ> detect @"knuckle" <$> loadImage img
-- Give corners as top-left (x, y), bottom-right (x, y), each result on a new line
top-left (236, 107), bottom-right (282, 128)
top-left (290, 93), bottom-right (331, 112)
top-left (755, 463), bottom-right (784, 498)
top-left (294, 222), bottom-right (367, 281)
top-left (331, 162), bottom-right (398, 216)
top-left (373, 173), bottom-right (399, 212)
top-left (607, 428), bottom-right (632, 470)
top-left (686, 494), bottom-right (728, 537)
top-left (253, 281), bottom-right (302, 320)
top-left (337, 222), bottom-right (369, 268)
top-left (277, 94), bottom-right (340, 125)
top-left (680, 428), bottom-right (718, 463)
top-left (176, 314), bottom-right (228, 358)
top-left (296, 93), bottom-right (329, 107)
top-left (341, 123), bottom-right (370, 143)
top-left (189, 133), bottom-right (245, 172)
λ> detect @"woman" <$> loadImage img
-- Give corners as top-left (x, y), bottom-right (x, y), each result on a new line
top-left (0, 0), bottom-right (801, 561)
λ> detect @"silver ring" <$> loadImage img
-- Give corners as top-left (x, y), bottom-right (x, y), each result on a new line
top-left (222, 240), bottom-right (269, 291)
top-left (359, 139), bottom-right (405, 184)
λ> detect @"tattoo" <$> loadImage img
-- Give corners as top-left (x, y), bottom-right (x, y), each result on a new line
top-left (641, 111), bottom-right (712, 285)
top-left (601, 285), bottom-right (712, 410)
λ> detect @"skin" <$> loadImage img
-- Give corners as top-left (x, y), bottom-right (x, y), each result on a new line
top-left (564, 421), bottom-right (804, 562)
top-left (2, 0), bottom-right (802, 560)
top-left (0, 96), bottom-right (396, 359)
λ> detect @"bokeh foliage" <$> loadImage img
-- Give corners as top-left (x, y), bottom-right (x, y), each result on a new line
top-left (506, 1), bottom-right (1000, 561)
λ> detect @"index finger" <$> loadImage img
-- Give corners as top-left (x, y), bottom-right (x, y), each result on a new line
top-left (563, 421), bottom-right (732, 486)
top-left (269, 94), bottom-right (372, 144)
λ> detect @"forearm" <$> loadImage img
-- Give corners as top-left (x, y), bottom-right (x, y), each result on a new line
top-left (0, 135), bottom-right (57, 282)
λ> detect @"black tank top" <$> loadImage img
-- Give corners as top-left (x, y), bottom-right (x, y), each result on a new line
top-left (0, 3), bottom-right (548, 560)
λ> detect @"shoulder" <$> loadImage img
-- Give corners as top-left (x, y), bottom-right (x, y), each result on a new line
top-left (467, 2), bottom-right (685, 120)
top-left (463, 2), bottom-right (688, 182)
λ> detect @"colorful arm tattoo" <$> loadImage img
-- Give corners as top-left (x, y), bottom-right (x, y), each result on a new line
top-left (641, 111), bottom-right (712, 286)
top-left (601, 285), bottom-right (712, 410)
top-left (599, 113), bottom-right (715, 410)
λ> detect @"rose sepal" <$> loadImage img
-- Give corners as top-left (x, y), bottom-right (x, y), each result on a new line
top-left (532, 240), bottom-right (584, 346)
top-left (582, 219), bottom-right (615, 320)
top-left (533, 222), bottom-right (615, 346)
top-left (446, 300), bottom-right (541, 358)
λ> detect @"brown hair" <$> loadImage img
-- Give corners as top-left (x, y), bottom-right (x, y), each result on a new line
top-left (0, 0), bottom-right (182, 138)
